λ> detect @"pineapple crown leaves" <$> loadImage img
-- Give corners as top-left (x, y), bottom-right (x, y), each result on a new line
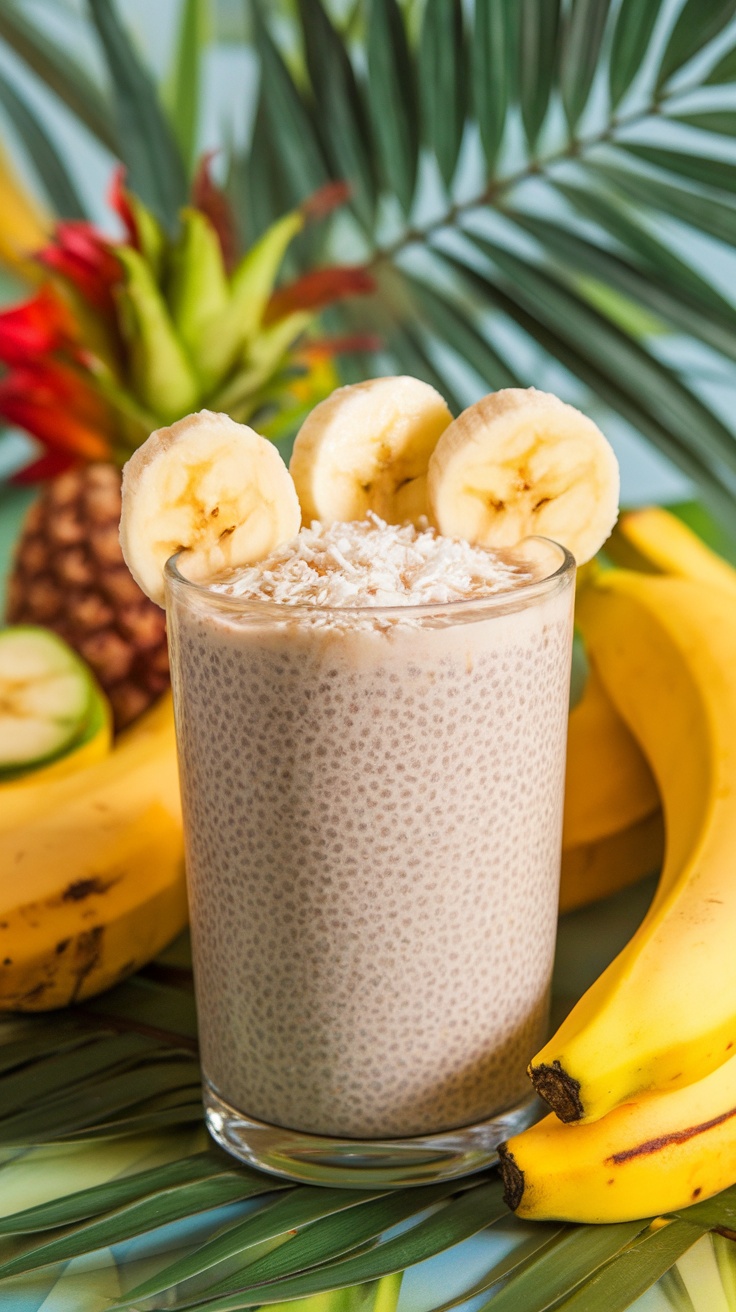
top-left (0, 166), bottom-right (375, 479)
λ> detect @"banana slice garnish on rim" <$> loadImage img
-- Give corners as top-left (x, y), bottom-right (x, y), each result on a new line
top-left (289, 375), bottom-right (452, 527)
top-left (120, 410), bottom-right (301, 606)
top-left (428, 388), bottom-right (620, 565)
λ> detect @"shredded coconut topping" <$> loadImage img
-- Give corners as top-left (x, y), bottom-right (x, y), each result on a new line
top-left (211, 514), bottom-right (537, 608)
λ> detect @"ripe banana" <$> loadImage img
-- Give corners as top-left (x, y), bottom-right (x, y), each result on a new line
top-left (500, 1045), bottom-right (736, 1223)
top-left (563, 661), bottom-right (659, 850)
top-left (289, 376), bottom-right (452, 527)
top-left (120, 409), bottom-right (301, 605)
top-left (427, 388), bottom-right (619, 564)
top-left (560, 809), bottom-right (664, 915)
top-left (608, 506), bottom-right (736, 595)
top-left (531, 570), bottom-right (736, 1122)
top-left (0, 693), bottom-right (186, 1009)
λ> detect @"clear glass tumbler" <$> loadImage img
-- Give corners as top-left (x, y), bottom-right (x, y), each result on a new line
top-left (165, 538), bottom-right (575, 1186)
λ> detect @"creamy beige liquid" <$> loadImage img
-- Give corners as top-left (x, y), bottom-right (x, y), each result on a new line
top-left (168, 526), bottom-right (574, 1139)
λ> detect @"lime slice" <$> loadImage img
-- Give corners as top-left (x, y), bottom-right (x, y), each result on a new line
top-left (0, 627), bottom-right (95, 773)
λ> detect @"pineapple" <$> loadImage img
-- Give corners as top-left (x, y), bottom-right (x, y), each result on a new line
top-left (7, 465), bottom-right (167, 730)
top-left (0, 170), bottom-right (372, 729)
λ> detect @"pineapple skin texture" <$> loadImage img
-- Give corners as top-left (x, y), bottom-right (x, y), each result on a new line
top-left (0, 694), bottom-right (187, 1010)
top-left (6, 464), bottom-right (169, 732)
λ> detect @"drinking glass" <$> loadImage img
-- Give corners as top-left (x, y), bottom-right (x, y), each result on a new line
top-left (165, 537), bottom-right (575, 1186)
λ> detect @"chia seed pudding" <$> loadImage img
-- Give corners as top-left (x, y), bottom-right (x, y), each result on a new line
top-left (166, 516), bottom-right (574, 1139)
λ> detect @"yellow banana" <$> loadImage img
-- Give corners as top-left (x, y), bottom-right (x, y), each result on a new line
top-left (530, 570), bottom-right (736, 1122)
top-left (499, 1047), bottom-right (736, 1223)
top-left (563, 662), bottom-right (659, 849)
top-left (0, 694), bottom-right (187, 1009)
top-left (560, 809), bottom-right (664, 915)
top-left (608, 507), bottom-right (736, 595)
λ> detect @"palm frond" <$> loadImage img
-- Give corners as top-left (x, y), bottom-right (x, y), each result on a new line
top-left (87, 0), bottom-right (188, 230)
top-left (228, 0), bottom-right (736, 524)
top-left (0, 0), bottom-right (118, 153)
top-left (0, 69), bottom-right (86, 219)
top-left (1, 916), bottom-right (736, 1310)
top-left (165, 0), bottom-right (210, 172)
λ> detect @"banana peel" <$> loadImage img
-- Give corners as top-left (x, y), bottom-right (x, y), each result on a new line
top-left (0, 693), bottom-right (187, 1010)
top-left (563, 662), bottom-right (659, 850)
top-left (532, 571), bottom-right (736, 1122)
top-left (608, 507), bottom-right (736, 595)
top-left (560, 809), bottom-right (664, 915)
top-left (500, 1044), bottom-right (736, 1223)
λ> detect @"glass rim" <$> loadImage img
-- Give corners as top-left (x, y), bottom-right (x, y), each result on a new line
top-left (163, 535), bottom-right (575, 621)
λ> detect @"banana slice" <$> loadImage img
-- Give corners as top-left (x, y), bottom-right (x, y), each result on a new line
top-left (289, 376), bottom-right (452, 527)
top-left (428, 388), bottom-right (620, 564)
top-left (0, 627), bottom-right (95, 774)
top-left (120, 410), bottom-right (301, 606)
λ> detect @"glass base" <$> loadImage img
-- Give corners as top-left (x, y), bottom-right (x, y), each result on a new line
top-left (204, 1078), bottom-right (541, 1187)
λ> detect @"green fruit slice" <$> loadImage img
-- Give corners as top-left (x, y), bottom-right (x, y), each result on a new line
top-left (0, 627), bottom-right (95, 772)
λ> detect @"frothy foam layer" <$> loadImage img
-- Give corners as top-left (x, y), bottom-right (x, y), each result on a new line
top-left (209, 513), bottom-right (537, 608)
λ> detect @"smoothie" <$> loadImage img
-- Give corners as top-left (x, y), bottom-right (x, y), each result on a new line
top-left (166, 517), bottom-right (574, 1140)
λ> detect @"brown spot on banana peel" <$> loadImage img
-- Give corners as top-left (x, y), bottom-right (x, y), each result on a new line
top-left (62, 877), bottom-right (118, 902)
top-left (528, 1060), bottom-right (585, 1122)
top-left (69, 925), bottom-right (104, 1004)
top-left (606, 1103), bottom-right (736, 1164)
top-left (497, 1143), bottom-right (525, 1211)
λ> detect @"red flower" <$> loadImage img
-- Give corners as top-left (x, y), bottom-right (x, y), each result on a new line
top-left (0, 360), bottom-right (111, 461)
top-left (0, 286), bottom-right (77, 367)
top-left (37, 222), bottom-right (122, 318)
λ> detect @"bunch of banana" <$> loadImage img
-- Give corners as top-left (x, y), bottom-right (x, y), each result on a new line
top-left (0, 643), bottom-right (186, 1010)
top-left (560, 660), bottom-right (662, 913)
top-left (500, 511), bottom-right (736, 1221)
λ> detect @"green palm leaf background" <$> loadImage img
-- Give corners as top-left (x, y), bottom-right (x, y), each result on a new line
top-left (3, 0), bottom-right (736, 1308)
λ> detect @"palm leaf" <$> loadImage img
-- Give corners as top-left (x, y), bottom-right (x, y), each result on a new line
top-left (656, 0), bottom-right (736, 90)
top-left (250, 5), bottom-right (329, 210)
top-left (555, 1220), bottom-right (707, 1311)
top-left (590, 162), bottom-right (736, 248)
top-left (472, 0), bottom-right (513, 172)
top-left (0, 1166), bottom-right (282, 1281)
top-left (239, 0), bottom-right (736, 526)
top-left (297, 0), bottom-right (376, 226)
top-left (418, 0), bottom-right (466, 190)
top-left (706, 41), bottom-right (736, 82)
top-left (366, 0), bottom-right (418, 214)
top-left (608, 0), bottom-right (664, 107)
top-left (0, 0), bottom-right (118, 152)
top-left (560, 0), bottom-right (612, 131)
top-left (469, 1221), bottom-right (651, 1312)
top-left (0, 69), bottom-right (86, 218)
top-left (119, 1185), bottom-right (391, 1304)
top-left (1, 925), bottom-right (736, 1309)
top-left (87, 0), bottom-right (188, 229)
top-left (166, 0), bottom-right (209, 173)
top-left (518, 0), bottom-right (561, 151)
